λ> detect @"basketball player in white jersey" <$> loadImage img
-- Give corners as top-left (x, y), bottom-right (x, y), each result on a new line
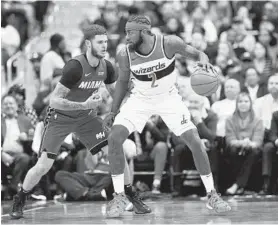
top-left (103, 15), bottom-right (231, 217)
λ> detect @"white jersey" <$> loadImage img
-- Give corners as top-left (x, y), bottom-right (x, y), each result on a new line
top-left (127, 34), bottom-right (176, 97)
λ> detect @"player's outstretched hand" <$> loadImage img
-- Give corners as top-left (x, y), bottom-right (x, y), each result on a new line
top-left (83, 93), bottom-right (102, 110)
top-left (194, 62), bottom-right (218, 75)
top-left (103, 112), bottom-right (116, 132)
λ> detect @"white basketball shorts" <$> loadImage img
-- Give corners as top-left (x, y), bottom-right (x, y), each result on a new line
top-left (113, 90), bottom-right (196, 136)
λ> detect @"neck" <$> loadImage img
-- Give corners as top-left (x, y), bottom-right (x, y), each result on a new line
top-left (137, 35), bottom-right (155, 55)
top-left (86, 51), bottom-right (100, 67)
top-left (248, 83), bottom-right (257, 88)
top-left (271, 92), bottom-right (278, 100)
top-left (239, 111), bottom-right (249, 119)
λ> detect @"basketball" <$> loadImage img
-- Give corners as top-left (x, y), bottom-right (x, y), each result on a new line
top-left (190, 68), bottom-right (219, 96)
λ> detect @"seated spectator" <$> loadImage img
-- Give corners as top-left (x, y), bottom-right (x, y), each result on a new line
top-left (172, 93), bottom-right (219, 193)
top-left (225, 92), bottom-right (264, 195)
top-left (260, 111), bottom-right (278, 194)
top-left (1, 9), bottom-right (21, 58)
top-left (1, 95), bottom-right (34, 194)
top-left (251, 42), bottom-right (274, 87)
top-left (211, 79), bottom-right (241, 137)
top-left (254, 74), bottom-right (278, 132)
top-left (55, 147), bottom-right (112, 201)
top-left (135, 115), bottom-right (170, 194)
top-left (220, 16), bottom-right (256, 55)
top-left (7, 84), bottom-right (38, 126)
top-left (40, 33), bottom-right (66, 91)
top-left (242, 68), bottom-right (268, 102)
top-left (55, 140), bottom-right (137, 201)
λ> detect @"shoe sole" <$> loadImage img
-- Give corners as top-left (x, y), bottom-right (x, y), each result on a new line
top-left (9, 214), bottom-right (23, 220)
top-left (106, 206), bottom-right (126, 218)
top-left (206, 203), bottom-right (231, 213)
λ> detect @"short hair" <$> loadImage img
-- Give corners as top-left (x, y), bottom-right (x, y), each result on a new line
top-left (127, 15), bottom-right (151, 26)
top-left (8, 84), bottom-right (25, 100)
top-left (83, 24), bottom-right (107, 40)
top-left (50, 33), bottom-right (64, 49)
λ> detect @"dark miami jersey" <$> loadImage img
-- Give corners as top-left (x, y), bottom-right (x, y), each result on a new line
top-left (55, 54), bottom-right (116, 117)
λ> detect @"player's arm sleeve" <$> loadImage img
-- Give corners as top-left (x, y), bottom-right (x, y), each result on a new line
top-left (111, 47), bottom-right (131, 114)
top-left (59, 60), bottom-right (82, 89)
top-left (164, 35), bottom-right (209, 63)
top-left (49, 60), bottom-right (87, 111)
top-left (104, 59), bottom-right (117, 98)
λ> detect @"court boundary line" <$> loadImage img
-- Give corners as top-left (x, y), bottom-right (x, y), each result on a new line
top-left (1, 206), bottom-right (45, 217)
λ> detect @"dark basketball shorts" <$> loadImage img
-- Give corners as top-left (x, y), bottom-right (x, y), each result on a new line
top-left (39, 108), bottom-right (108, 159)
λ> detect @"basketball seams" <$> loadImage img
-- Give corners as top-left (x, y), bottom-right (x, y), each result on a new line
top-left (191, 72), bottom-right (218, 78)
top-left (197, 83), bottom-right (218, 96)
top-left (191, 80), bottom-right (218, 86)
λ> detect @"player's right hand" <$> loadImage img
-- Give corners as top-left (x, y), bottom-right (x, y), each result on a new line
top-left (83, 93), bottom-right (102, 110)
top-left (103, 112), bottom-right (116, 132)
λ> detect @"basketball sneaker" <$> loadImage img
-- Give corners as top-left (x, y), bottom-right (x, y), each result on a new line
top-left (206, 190), bottom-right (231, 213)
top-left (106, 192), bottom-right (130, 218)
top-left (126, 191), bottom-right (151, 214)
top-left (10, 194), bottom-right (25, 219)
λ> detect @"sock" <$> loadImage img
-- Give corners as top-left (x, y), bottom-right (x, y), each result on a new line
top-left (124, 184), bottom-right (134, 197)
top-left (153, 179), bottom-right (161, 188)
top-left (101, 189), bottom-right (107, 199)
top-left (112, 174), bottom-right (125, 194)
top-left (18, 188), bottom-right (29, 201)
top-left (200, 173), bottom-right (215, 193)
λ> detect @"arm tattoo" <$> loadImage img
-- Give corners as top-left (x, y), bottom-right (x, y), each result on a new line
top-left (49, 83), bottom-right (85, 111)
top-left (105, 83), bottom-right (115, 99)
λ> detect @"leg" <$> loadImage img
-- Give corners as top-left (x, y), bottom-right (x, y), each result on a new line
top-left (160, 94), bottom-right (231, 213)
top-left (106, 97), bottom-right (152, 217)
top-left (55, 171), bottom-right (91, 200)
top-left (10, 109), bottom-right (73, 219)
top-left (236, 148), bottom-right (260, 188)
top-left (150, 141), bottom-right (168, 193)
top-left (11, 153), bottom-right (30, 191)
top-left (262, 142), bottom-right (276, 193)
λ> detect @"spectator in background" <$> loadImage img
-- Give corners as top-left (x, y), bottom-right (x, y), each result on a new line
top-left (40, 33), bottom-right (66, 91)
top-left (135, 115), bottom-right (170, 194)
top-left (1, 95), bottom-right (33, 194)
top-left (211, 79), bottom-right (241, 138)
top-left (242, 68), bottom-right (268, 102)
top-left (254, 74), bottom-right (278, 133)
top-left (252, 42), bottom-right (274, 87)
top-left (225, 92), bottom-right (264, 195)
top-left (261, 111), bottom-right (278, 194)
top-left (162, 17), bottom-right (184, 37)
top-left (185, 6), bottom-right (218, 44)
top-left (258, 28), bottom-right (278, 66)
top-left (220, 16), bottom-right (256, 56)
top-left (55, 147), bottom-right (112, 201)
top-left (1, 9), bottom-right (22, 57)
top-left (7, 84), bottom-right (38, 127)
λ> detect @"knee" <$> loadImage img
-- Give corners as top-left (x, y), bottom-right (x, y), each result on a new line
top-left (34, 156), bottom-right (54, 176)
top-left (263, 142), bottom-right (275, 154)
top-left (154, 142), bottom-right (168, 154)
top-left (18, 153), bottom-right (30, 165)
top-left (54, 170), bottom-right (68, 183)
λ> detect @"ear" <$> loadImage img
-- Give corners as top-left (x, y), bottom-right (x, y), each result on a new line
top-left (85, 39), bottom-right (91, 48)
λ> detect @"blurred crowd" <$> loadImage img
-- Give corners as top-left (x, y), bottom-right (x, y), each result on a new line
top-left (1, 0), bottom-right (278, 201)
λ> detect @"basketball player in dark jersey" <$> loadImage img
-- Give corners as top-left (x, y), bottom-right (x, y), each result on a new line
top-left (103, 16), bottom-right (231, 217)
top-left (10, 25), bottom-right (150, 219)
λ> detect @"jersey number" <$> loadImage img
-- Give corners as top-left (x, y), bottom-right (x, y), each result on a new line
top-left (148, 73), bottom-right (158, 88)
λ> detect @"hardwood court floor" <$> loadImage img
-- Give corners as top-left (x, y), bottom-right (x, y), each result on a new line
top-left (2, 195), bottom-right (278, 224)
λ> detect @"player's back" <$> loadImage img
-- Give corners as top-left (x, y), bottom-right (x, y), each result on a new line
top-left (55, 54), bottom-right (107, 118)
top-left (127, 34), bottom-right (177, 97)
